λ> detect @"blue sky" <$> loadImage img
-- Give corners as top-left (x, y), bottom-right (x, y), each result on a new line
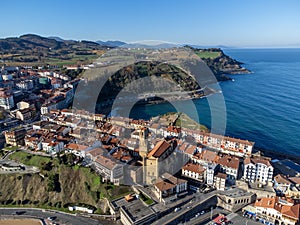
top-left (1, 0), bottom-right (300, 47)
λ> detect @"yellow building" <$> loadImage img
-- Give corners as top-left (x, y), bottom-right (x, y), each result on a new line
top-left (139, 128), bottom-right (181, 185)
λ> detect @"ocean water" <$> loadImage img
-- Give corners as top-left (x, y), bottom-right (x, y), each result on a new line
top-left (128, 48), bottom-right (300, 156)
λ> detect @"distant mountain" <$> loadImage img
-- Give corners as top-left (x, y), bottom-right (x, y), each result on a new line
top-left (0, 34), bottom-right (108, 65)
top-left (121, 42), bottom-right (179, 49)
top-left (48, 36), bottom-right (65, 42)
top-left (187, 44), bottom-right (234, 49)
top-left (96, 40), bottom-right (126, 47)
top-left (0, 34), bottom-right (107, 52)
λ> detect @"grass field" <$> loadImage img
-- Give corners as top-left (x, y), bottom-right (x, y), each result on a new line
top-left (196, 51), bottom-right (220, 59)
top-left (1, 52), bottom-right (101, 67)
top-left (174, 113), bottom-right (208, 131)
top-left (8, 151), bottom-right (55, 168)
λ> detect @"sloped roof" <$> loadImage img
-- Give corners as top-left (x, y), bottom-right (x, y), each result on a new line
top-left (182, 162), bottom-right (206, 174)
top-left (254, 197), bottom-right (299, 220)
top-left (244, 157), bottom-right (271, 167)
top-left (193, 149), bottom-right (218, 163)
top-left (281, 204), bottom-right (300, 220)
top-left (217, 155), bottom-right (239, 169)
top-left (147, 140), bottom-right (171, 158)
top-left (154, 173), bottom-right (187, 192)
top-left (274, 174), bottom-right (292, 185)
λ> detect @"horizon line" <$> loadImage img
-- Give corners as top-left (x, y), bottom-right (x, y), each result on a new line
top-left (1, 33), bottom-right (300, 49)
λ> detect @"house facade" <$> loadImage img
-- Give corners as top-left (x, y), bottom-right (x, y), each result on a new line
top-left (243, 157), bottom-right (274, 185)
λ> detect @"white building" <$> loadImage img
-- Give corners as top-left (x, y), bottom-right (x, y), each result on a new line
top-left (68, 206), bottom-right (94, 214)
top-left (254, 197), bottom-right (299, 225)
top-left (217, 155), bottom-right (240, 182)
top-left (0, 88), bottom-right (14, 109)
top-left (153, 173), bottom-right (187, 203)
top-left (206, 163), bottom-right (217, 186)
top-left (214, 172), bottom-right (227, 191)
top-left (93, 155), bottom-right (123, 185)
top-left (243, 157), bottom-right (273, 185)
top-left (182, 162), bottom-right (206, 183)
top-left (15, 80), bottom-right (34, 91)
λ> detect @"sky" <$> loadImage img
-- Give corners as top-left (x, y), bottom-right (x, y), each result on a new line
top-left (1, 0), bottom-right (300, 47)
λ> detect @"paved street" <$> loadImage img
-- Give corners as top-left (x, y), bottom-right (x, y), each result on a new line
top-left (182, 207), bottom-right (227, 225)
top-left (152, 190), bottom-right (220, 225)
top-left (0, 159), bottom-right (39, 174)
top-left (0, 208), bottom-right (110, 225)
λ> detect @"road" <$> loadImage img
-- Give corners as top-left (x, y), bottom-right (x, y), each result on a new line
top-left (152, 190), bottom-right (220, 225)
top-left (0, 159), bottom-right (39, 174)
top-left (181, 207), bottom-right (227, 225)
top-left (0, 208), bottom-right (105, 225)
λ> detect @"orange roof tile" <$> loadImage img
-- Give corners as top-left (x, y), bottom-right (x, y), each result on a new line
top-left (217, 155), bottom-right (240, 170)
top-left (147, 140), bottom-right (171, 158)
top-left (182, 162), bottom-right (205, 174)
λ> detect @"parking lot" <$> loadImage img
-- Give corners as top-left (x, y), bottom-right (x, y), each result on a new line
top-left (226, 213), bottom-right (262, 225)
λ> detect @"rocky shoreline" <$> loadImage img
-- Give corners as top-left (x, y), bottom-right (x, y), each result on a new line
top-left (189, 47), bottom-right (252, 80)
top-left (254, 147), bottom-right (300, 163)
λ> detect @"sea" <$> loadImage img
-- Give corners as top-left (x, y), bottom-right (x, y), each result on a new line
top-left (126, 48), bottom-right (300, 157)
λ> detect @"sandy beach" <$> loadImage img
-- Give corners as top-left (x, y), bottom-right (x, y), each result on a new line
top-left (0, 219), bottom-right (42, 225)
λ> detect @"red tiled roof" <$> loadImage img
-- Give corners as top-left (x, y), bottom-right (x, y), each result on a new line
top-left (167, 126), bottom-right (181, 133)
top-left (218, 155), bottom-right (239, 170)
top-left (182, 162), bottom-right (205, 174)
top-left (193, 149), bottom-right (218, 163)
top-left (281, 204), bottom-right (300, 220)
top-left (244, 157), bottom-right (271, 167)
top-left (147, 140), bottom-right (171, 158)
top-left (65, 143), bottom-right (88, 151)
top-left (154, 173), bottom-right (186, 192)
top-left (254, 197), bottom-right (300, 220)
top-left (88, 148), bottom-right (105, 157)
top-left (215, 172), bottom-right (227, 179)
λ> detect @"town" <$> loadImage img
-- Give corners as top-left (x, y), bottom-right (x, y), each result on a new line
top-left (0, 65), bottom-right (299, 225)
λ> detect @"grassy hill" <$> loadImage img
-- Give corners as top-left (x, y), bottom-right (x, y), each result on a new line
top-left (95, 61), bottom-right (203, 102)
top-left (0, 34), bottom-right (107, 66)
top-left (0, 151), bottom-right (131, 213)
top-left (191, 47), bottom-right (251, 76)
top-left (157, 112), bottom-right (208, 132)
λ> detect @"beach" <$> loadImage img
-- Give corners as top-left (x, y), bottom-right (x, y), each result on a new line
top-left (0, 219), bottom-right (42, 225)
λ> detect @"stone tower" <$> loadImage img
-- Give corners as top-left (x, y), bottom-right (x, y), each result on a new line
top-left (139, 127), bottom-right (149, 158)
top-left (139, 127), bottom-right (149, 185)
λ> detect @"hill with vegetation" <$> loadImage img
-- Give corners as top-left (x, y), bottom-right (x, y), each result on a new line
top-left (0, 34), bottom-right (107, 66)
top-left (95, 47), bottom-right (249, 102)
top-left (0, 35), bottom-right (250, 76)
top-left (0, 151), bottom-right (131, 213)
top-left (96, 61), bottom-right (203, 101)
top-left (156, 112), bottom-right (208, 132)
top-left (191, 47), bottom-right (251, 77)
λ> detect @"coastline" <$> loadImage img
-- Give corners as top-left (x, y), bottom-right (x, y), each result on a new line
top-left (97, 100), bottom-right (300, 163)
top-left (254, 147), bottom-right (300, 164)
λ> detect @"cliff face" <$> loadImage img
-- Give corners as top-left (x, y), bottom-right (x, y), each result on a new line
top-left (0, 165), bottom-right (130, 210)
top-left (95, 48), bottom-right (250, 101)
top-left (0, 168), bottom-right (96, 207)
top-left (96, 61), bottom-right (202, 101)
top-left (191, 47), bottom-right (251, 80)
